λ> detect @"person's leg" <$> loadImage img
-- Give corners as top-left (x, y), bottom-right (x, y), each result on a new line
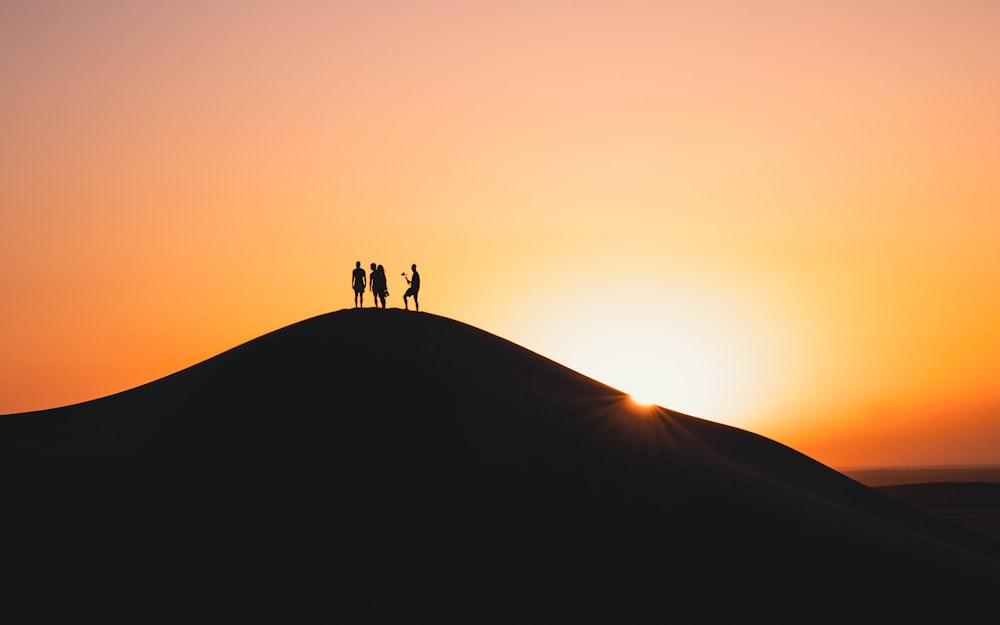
top-left (414, 294), bottom-right (419, 311)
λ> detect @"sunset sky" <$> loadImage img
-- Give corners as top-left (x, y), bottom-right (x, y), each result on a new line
top-left (3, 0), bottom-right (999, 468)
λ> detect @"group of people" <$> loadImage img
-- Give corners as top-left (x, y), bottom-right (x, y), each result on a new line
top-left (352, 261), bottom-right (420, 311)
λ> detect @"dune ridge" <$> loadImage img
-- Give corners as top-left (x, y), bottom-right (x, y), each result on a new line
top-left (2, 309), bottom-right (999, 620)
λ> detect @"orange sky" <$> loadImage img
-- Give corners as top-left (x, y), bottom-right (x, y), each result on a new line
top-left (3, 0), bottom-right (999, 468)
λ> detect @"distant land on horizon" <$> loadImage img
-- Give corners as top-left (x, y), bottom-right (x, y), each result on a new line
top-left (841, 466), bottom-right (1000, 542)
top-left (842, 465), bottom-right (1000, 487)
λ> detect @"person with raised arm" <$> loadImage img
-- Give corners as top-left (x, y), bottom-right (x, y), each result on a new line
top-left (402, 264), bottom-right (420, 311)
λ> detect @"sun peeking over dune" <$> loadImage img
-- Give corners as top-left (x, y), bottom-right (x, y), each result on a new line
top-left (626, 393), bottom-right (654, 407)
top-left (507, 277), bottom-right (803, 428)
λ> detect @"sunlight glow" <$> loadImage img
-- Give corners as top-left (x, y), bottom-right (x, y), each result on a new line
top-left (516, 278), bottom-right (801, 430)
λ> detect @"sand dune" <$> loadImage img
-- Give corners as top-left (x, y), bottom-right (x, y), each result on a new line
top-left (2, 309), bottom-right (999, 620)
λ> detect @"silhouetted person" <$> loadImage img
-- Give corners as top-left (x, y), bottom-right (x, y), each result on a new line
top-left (403, 263), bottom-right (420, 311)
top-left (373, 264), bottom-right (388, 309)
top-left (351, 261), bottom-right (366, 308)
top-left (368, 262), bottom-right (378, 307)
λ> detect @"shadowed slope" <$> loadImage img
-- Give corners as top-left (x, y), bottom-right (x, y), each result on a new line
top-left (2, 309), bottom-right (999, 619)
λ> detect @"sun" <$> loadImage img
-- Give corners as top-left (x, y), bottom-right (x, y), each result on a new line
top-left (522, 290), bottom-right (796, 430)
top-left (627, 392), bottom-right (656, 407)
top-left (585, 321), bottom-right (764, 424)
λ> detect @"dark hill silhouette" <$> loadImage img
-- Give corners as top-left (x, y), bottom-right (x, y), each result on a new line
top-left (2, 309), bottom-right (999, 620)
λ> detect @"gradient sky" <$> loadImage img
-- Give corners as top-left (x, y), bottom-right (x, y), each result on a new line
top-left (3, 0), bottom-right (1000, 468)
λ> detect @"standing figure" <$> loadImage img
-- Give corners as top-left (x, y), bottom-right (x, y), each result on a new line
top-left (351, 261), bottom-right (366, 308)
top-left (403, 263), bottom-right (420, 311)
top-left (368, 263), bottom-right (378, 307)
top-left (373, 264), bottom-right (388, 309)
